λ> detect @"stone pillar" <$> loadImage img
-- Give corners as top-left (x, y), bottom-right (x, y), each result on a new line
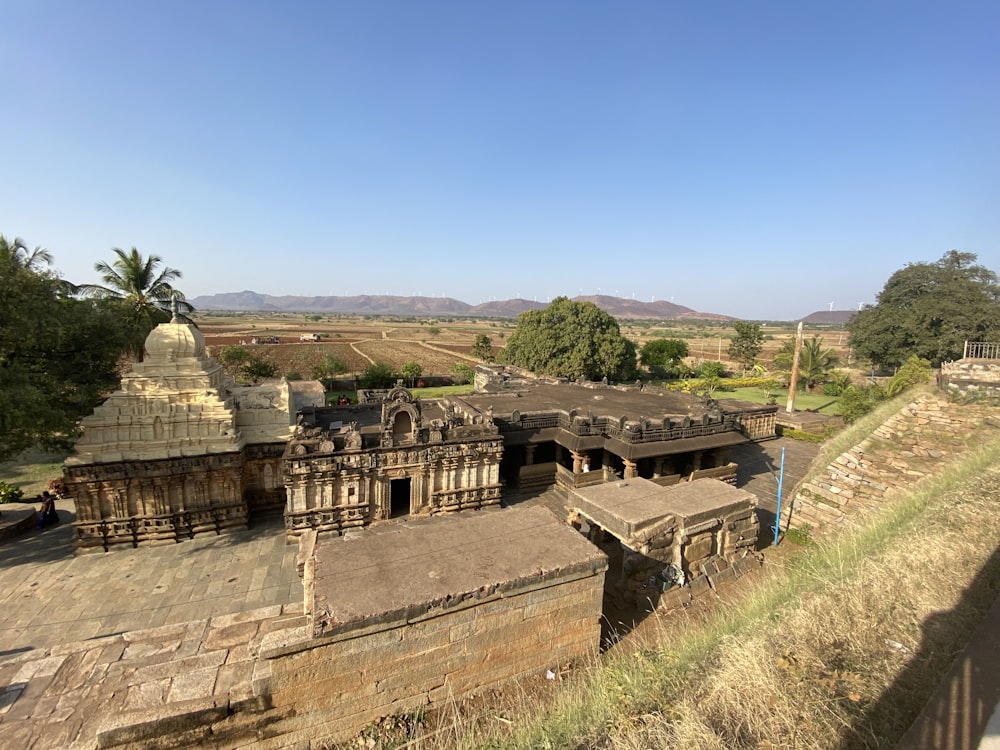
top-left (715, 447), bottom-right (730, 467)
top-left (524, 445), bottom-right (535, 466)
top-left (653, 457), bottom-right (664, 478)
top-left (624, 459), bottom-right (638, 479)
top-left (571, 451), bottom-right (584, 474)
top-left (691, 451), bottom-right (703, 472)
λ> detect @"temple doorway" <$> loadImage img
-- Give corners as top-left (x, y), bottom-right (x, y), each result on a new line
top-left (390, 477), bottom-right (411, 518)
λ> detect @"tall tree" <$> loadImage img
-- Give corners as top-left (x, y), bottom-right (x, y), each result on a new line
top-left (0, 235), bottom-right (54, 271)
top-left (849, 251), bottom-right (1000, 368)
top-left (498, 297), bottom-right (637, 381)
top-left (78, 247), bottom-right (194, 330)
top-left (472, 334), bottom-right (494, 362)
top-left (640, 339), bottom-right (689, 378)
top-left (0, 236), bottom-right (134, 459)
top-left (728, 321), bottom-right (764, 373)
top-left (774, 335), bottom-right (840, 389)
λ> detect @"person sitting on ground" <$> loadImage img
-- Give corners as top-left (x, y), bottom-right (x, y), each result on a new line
top-left (37, 491), bottom-right (59, 528)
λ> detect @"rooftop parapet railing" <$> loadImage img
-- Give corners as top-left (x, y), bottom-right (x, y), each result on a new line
top-left (964, 341), bottom-right (1000, 360)
top-left (495, 410), bottom-right (742, 444)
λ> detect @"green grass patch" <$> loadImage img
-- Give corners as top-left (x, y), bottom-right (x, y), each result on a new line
top-left (0, 447), bottom-right (70, 498)
top-left (412, 384), bottom-right (475, 399)
top-left (713, 387), bottom-right (841, 414)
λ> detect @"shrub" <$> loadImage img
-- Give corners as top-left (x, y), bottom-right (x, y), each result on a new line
top-left (885, 355), bottom-right (932, 397)
top-left (358, 362), bottom-right (397, 389)
top-left (777, 427), bottom-right (826, 444)
top-left (451, 362), bottom-right (474, 385)
top-left (0, 481), bottom-right (24, 504)
top-left (699, 360), bottom-right (727, 378)
top-left (783, 524), bottom-right (813, 546)
top-left (838, 383), bottom-right (887, 423)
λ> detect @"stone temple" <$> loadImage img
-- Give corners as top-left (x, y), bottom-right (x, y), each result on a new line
top-left (40, 315), bottom-right (780, 746)
top-left (63, 315), bottom-right (777, 553)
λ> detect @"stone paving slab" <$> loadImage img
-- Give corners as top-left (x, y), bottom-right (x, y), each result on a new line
top-left (0, 602), bottom-right (306, 749)
top-left (0, 513), bottom-right (302, 656)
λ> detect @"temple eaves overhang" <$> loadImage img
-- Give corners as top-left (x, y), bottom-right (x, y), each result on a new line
top-left (496, 425), bottom-right (748, 459)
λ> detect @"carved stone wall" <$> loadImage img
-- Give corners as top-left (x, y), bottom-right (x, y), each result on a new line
top-left (67, 453), bottom-right (248, 552)
top-left (284, 438), bottom-right (504, 537)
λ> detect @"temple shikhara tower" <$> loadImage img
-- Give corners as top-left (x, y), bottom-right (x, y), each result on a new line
top-left (63, 311), bottom-right (296, 552)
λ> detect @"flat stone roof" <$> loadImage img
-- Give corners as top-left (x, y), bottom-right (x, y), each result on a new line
top-left (569, 477), bottom-right (757, 542)
top-left (569, 478), bottom-right (675, 539)
top-left (463, 381), bottom-right (713, 420)
top-left (652, 478), bottom-right (757, 525)
top-left (311, 506), bottom-right (607, 636)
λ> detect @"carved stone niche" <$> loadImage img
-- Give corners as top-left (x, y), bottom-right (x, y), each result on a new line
top-left (382, 394), bottom-right (422, 445)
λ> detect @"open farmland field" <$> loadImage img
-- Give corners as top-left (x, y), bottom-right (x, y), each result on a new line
top-left (195, 311), bottom-right (854, 380)
top-left (352, 339), bottom-right (478, 371)
top-left (197, 312), bottom-right (488, 378)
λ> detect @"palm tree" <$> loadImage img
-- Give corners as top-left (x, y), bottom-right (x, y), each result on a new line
top-left (78, 247), bottom-right (194, 326)
top-left (0, 235), bottom-right (54, 271)
top-left (774, 335), bottom-right (841, 390)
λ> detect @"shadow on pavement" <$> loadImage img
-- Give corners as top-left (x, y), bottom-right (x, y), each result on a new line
top-left (0, 510), bottom-right (76, 567)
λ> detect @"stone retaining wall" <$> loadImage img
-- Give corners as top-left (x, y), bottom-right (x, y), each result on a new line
top-left (252, 571), bottom-right (603, 745)
top-left (784, 393), bottom-right (1000, 531)
top-left (939, 360), bottom-right (1000, 402)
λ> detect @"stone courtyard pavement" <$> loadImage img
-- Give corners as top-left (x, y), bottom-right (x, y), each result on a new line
top-left (0, 510), bottom-right (302, 657)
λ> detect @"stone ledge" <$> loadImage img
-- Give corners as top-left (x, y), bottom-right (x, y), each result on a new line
top-left (95, 696), bottom-right (228, 748)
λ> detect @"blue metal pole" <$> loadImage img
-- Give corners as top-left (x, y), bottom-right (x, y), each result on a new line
top-left (773, 446), bottom-right (786, 546)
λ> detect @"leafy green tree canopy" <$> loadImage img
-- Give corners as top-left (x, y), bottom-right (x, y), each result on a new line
top-left (728, 321), bottom-right (764, 372)
top-left (311, 354), bottom-right (349, 389)
top-left (400, 361), bottom-right (422, 386)
top-left (472, 334), bottom-right (494, 362)
top-left (849, 251), bottom-right (1000, 368)
top-left (451, 362), bottom-right (474, 385)
top-left (242, 356), bottom-right (277, 385)
top-left (358, 362), bottom-right (396, 389)
top-left (640, 339), bottom-right (689, 377)
top-left (0, 235), bottom-right (135, 459)
top-left (498, 297), bottom-right (637, 381)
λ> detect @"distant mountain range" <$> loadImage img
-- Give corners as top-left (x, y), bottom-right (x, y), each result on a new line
top-left (189, 290), bottom-right (858, 324)
top-left (189, 291), bottom-right (727, 320)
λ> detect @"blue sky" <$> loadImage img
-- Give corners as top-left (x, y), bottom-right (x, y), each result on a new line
top-left (2, 1), bottom-right (997, 320)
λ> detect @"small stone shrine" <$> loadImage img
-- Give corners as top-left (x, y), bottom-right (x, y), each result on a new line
top-left (568, 477), bottom-right (759, 608)
top-left (63, 310), bottom-right (302, 552)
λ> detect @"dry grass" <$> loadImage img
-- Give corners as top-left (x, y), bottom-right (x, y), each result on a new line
top-left (382, 417), bottom-right (1000, 750)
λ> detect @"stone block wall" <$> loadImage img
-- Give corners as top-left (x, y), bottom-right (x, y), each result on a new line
top-left (784, 393), bottom-right (1000, 531)
top-left (251, 571), bottom-right (604, 746)
top-left (939, 360), bottom-right (1000, 402)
